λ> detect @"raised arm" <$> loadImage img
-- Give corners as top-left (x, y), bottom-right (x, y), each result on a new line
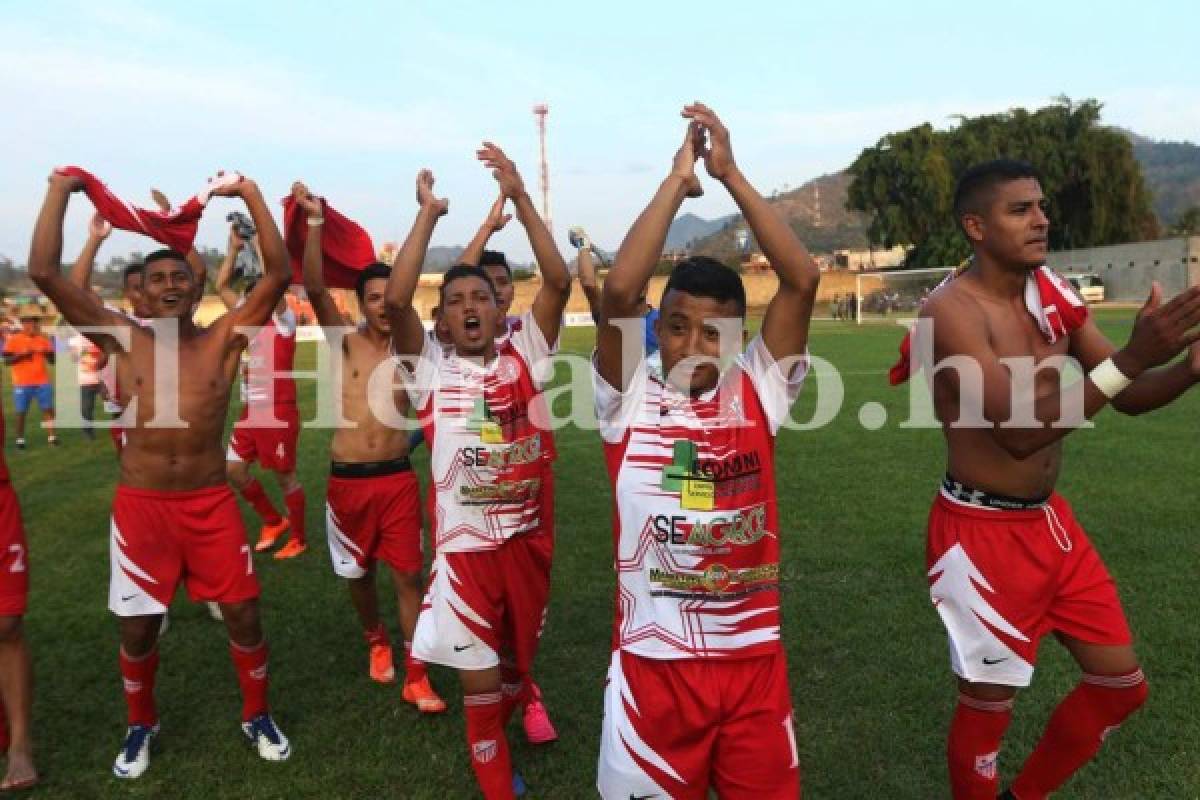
top-left (218, 175), bottom-right (289, 329)
top-left (385, 170), bottom-right (447, 357)
top-left (686, 102), bottom-right (820, 362)
top-left (596, 122), bottom-right (703, 390)
top-left (574, 230), bottom-right (604, 325)
top-left (28, 172), bottom-right (128, 344)
top-left (291, 182), bottom-right (347, 329)
top-left (927, 284), bottom-right (1200, 459)
top-left (67, 212), bottom-right (112, 294)
top-left (460, 194), bottom-right (512, 267)
top-left (477, 142), bottom-right (571, 344)
top-left (213, 225), bottom-right (245, 310)
top-left (1068, 286), bottom-right (1200, 415)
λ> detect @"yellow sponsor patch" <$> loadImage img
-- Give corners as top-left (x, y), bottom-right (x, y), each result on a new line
top-left (680, 479), bottom-right (715, 511)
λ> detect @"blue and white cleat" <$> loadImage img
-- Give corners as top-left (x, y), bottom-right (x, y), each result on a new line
top-left (112, 723), bottom-right (159, 779)
top-left (241, 713), bottom-right (291, 762)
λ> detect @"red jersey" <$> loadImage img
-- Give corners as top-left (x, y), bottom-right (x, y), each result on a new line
top-left (241, 309), bottom-right (297, 408)
top-left (593, 336), bottom-right (808, 659)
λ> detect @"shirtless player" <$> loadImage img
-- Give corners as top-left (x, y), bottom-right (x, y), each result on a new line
top-left (294, 182), bottom-right (444, 713)
top-left (29, 169), bottom-right (292, 779)
top-left (919, 159), bottom-right (1200, 799)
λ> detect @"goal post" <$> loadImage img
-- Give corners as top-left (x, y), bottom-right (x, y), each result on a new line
top-left (853, 267), bottom-right (956, 324)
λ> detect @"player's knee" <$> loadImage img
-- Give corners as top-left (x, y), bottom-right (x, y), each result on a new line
top-left (275, 472), bottom-right (300, 493)
top-left (226, 461), bottom-right (249, 487)
top-left (0, 615), bottom-right (24, 643)
top-left (393, 568), bottom-right (422, 591)
top-left (220, 601), bottom-right (262, 639)
top-left (958, 679), bottom-right (1018, 704)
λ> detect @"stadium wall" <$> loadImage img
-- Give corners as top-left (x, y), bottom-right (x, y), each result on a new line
top-left (1047, 236), bottom-right (1200, 301)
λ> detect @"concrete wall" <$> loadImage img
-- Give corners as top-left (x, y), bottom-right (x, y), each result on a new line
top-left (1046, 237), bottom-right (1200, 302)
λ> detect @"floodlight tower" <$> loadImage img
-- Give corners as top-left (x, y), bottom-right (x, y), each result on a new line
top-left (532, 103), bottom-right (552, 237)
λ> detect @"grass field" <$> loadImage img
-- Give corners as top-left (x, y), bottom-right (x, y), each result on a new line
top-left (5, 308), bottom-right (1199, 798)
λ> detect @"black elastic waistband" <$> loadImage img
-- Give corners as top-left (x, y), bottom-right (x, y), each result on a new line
top-left (941, 474), bottom-right (1048, 511)
top-left (331, 457), bottom-right (412, 479)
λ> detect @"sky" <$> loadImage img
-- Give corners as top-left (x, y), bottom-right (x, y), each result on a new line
top-left (1, 0), bottom-right (1197, 266)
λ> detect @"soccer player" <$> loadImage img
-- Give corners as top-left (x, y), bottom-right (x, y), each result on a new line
top-left (214, 224), bottom-right (306, 560)
top-left (3, 307), bottom-right (57, 450)
top-left (592, 104), bottom-right (819, 799)
top-left (0, 373), bottom-right (35, 790)
top-left (293, 182), bottom-right (444, 712)
top-left (916, 159), bottom-right (1200, 799)
top-left (387, 152), bottom-right (571, 799)
top-left (29, 169), bottom-right (293, 779)
top-left (573, 229), bottom-right (660, 354)
top-left (456, 194), bottom-right (559, 745)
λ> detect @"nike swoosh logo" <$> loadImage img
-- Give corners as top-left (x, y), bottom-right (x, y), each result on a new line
top-left (453, 644), bottom-right (474, 652)
top-left (120, 594), bottom-right (138, 603)
top-left (630, 794), bottom-right (659, 800)
top-left (982, 657), bottom-right (1008, 665)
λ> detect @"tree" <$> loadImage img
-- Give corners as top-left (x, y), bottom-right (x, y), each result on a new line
top-left (1168, 206), bottom-right (1200, 236)
top-left (846, 98), bottom-right (1160, 267)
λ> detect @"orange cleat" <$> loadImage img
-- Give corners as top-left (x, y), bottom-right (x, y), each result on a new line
top-left (254, 518), bottom-right (290, 552)
top-left (273, 540), bottom-right (307, 560)
top-left (402, 675), bottom-right (447, 714)
top-left (369, 643), bottom-right (395, 684)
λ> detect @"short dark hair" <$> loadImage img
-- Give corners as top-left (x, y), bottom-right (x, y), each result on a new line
top-left (122, 262), bottom-right (144, 286)
top-left (479, 250), bottom-right (512, 278)
top-left (142, 249), bottom-right (188, 271)
top-left (439, 264), bottom-right (497, 304)
top-left (354, 262), bottom-right (392, 302)
top-left (663, 256), bottom-right (746, 317)
top-left (952, 159), bottom-right (1041, 230)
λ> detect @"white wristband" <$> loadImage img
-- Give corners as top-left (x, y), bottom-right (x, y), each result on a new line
top-left (1089, 357), bottom-right (1132, 399)
top-left (307, 216), bottom-right (324, 226)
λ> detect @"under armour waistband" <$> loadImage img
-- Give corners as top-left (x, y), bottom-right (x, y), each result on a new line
top-left (330, 457), bottom-right (412, 479)
top-left (940, 474), bottom-right (1049, 511)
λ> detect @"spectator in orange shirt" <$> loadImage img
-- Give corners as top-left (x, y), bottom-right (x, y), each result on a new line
top-left (2, 308), bottom-right (57, 450)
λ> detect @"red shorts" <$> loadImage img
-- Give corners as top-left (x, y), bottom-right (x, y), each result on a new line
top-left (927, 491), bottom-right (1132, 687)
top-left (109, 484), bottom-right (259, 616)
top-left (0, 483), bottom-right (29, 617)
top-left (325, 466), bottom-right (422, 578)
top-left (412, 531), bottom-right (553, 674)
top-left (597, 648), bottom-right (800, 800)
top-left (227, 405), bottom-right (299, 473)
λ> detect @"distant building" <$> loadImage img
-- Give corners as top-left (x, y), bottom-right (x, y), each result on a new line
top-left (831, 245), bottom-right (909, 271)
top-left (1047, 236), bottom-right (1200, 302)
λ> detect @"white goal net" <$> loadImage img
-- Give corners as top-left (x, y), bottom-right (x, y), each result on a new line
top-left (853, 267), bottom-right (956, 324)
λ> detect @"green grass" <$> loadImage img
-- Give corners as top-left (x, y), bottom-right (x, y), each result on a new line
top-left (5, 308), bottom-right (1199, 798)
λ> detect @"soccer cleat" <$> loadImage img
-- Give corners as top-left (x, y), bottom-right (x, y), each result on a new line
top-left (112, 723), bottom-right (159, 779)
top-left (523, 698), bottom-right (558, 744)
top-left (254, 518), bottom-right (290, 552)
top-left (369, 643), bottom-right (395, 684)
top-left (241, 713), bottom-right (291, 762)
top-left (158, 612), bottom-right (170, 636)
top-left (206, 602), bottom-right (223, 621)
top-left (14, 439), bottom-right (24, 451)
top-left (273, 539), bottom-right (307, 560)
top-left (47, 435), bottom-right (59, 447)
top-left (401, 675), bottom-right (447, 713)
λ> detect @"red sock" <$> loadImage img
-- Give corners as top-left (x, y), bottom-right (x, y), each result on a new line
top-left (1011, 670), bottom-right (1148, 799)
top-left (283, 486), bottom-right (306, 544)
top-left (499, 664), bottom-right (530, 726)
top-left (403, 641), bottom-right (427, 683)
top-left (947, 693), bottom-right (1013, 799)
top-left (464, 691), bottom-right (515, 800)
top-left (364, 622), bottom-right (389, 648)
top-left (229, 640), bottom-right (270, 721)
top-left (119, 646), bottom-right (160, 727)
top-left (240, 478), bottom-right (282, 526)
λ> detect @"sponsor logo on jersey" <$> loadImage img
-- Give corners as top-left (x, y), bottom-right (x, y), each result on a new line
top-left (648, 504), bottom-right (769, 548)
top-left (458, 436), bottom-right (542, 469)
top-left (660, 440), bottom-right (763, 510)
top-left (648, 562), bottom-right (779, 594)
top-left (459, 478), bottom-right (541, 505)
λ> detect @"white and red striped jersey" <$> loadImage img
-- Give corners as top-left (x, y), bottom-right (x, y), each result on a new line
top-left (240, 309), bottom-right (297, 407)
top-left (593, 336), bottom-right (808, 660)
top-left (403, 311), bottom-right (556, 553)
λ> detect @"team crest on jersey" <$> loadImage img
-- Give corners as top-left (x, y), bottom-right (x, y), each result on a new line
top-left (472, 739), bottom-right (498, 764)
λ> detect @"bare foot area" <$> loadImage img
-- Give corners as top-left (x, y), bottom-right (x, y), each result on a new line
top-left (1, 750), bottom-right (38, 791)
